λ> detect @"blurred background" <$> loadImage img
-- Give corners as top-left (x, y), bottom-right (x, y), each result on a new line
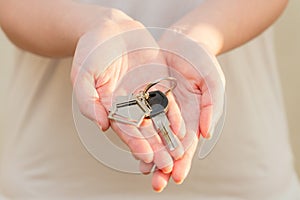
top-left (274, 0), bottom-right (300, 176)
top-left (0, 0), bottom-right (299, 178)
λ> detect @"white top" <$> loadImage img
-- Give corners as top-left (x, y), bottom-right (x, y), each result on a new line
top-left (1, 0), bottom-right (300, 199)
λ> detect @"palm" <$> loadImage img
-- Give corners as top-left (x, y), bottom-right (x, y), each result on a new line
top-left (72, 26), bottom-right (186, 173)
top-left (149, 33), bottom-right (225, 191)
top-left (72, 26), bottom-right (225, 191)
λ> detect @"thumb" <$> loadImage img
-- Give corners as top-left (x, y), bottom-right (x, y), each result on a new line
top-left (198, 78), bottom-right (226, 159)
top-left (73, 73), bottom-right (110, 131)
top-left (199, 67), bottom-right (225, 139)
top-left (199, 83), bottom-right (213, 139)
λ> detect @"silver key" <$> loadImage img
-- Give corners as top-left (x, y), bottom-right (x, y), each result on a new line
top-left (109, 92), bottom-right (151, 127)
top-left (147, 91), bottom-right (178, 151)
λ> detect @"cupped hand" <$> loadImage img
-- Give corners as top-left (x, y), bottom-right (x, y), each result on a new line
top-left (144, 30), bottom-right (226, 192)
top-left (71, 11), bottom-right (185, 173)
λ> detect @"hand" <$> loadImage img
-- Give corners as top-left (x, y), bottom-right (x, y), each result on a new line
top-left (140, 30), bottom-right (226, 192)
top-left (71, 11), bottom-right (185, 173)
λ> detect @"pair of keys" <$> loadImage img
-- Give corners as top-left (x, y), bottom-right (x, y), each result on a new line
top-left (108, 77), bottom-right (179, 151)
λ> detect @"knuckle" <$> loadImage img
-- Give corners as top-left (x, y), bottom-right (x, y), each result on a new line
top-left (108, 8), bottom-right (132, 22)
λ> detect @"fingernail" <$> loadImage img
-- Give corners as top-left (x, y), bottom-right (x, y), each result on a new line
top-left (153, 187), bottom-right (164, 193)
top-left (174, 177), bottom-right (184, 185)
top-left (142, 171), bottom-right (151, 175)
top-left (143, 154), bottom-right (154, 164)
top-left (206, 127), bottom-right (215, 140)
top-left (205, 133), bottom-right (212, 140)
top-left (96, 123), bottom-right (103, 131)
top-left (153, 182), bottom-right (167, 193)
top-left (135, 154), bottom-right (152, 164)
top-left (174, 148), bottom-right (184, 160)
top-left (162, 165), bottom-right (173, 174)
top-left (177, 179), bottom-right (184, 184)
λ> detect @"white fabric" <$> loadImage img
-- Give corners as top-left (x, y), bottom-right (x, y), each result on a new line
top-left (1, 0), bottom-right (300, 199)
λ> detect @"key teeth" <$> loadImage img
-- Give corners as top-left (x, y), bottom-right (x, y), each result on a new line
top-left (168, 146), bottom-right (175, 151)
top-left (149, 105), bottom-right (178, 151)
top-left (163, 125), bottom-right (179, 150)
top-left (109, 88), bottom-right (178, 152)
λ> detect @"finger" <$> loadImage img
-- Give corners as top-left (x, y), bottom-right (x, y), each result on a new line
top-left (139, 120), bottom-right (174, 173)
top-left (141, 93), bottom-right (185, 161)
top-left (141, 121), bottom-right (184, 163)
top-left (73, 73), bottom-right (110, 131)
top-left (139, 161), bottom-right (154, 175)
top-left (199, 76), bottom-right (225, 139)
top-left (152, 168), bottom-right (171, 192)
top-left (199, 83), bottom-right (213, 138)
top-left (111, 122), bottom-right (154, 163)
top-left (166, 93), bottom-right (186, 140)
top-left (142, 118), bottom-right (185, 161)
top-left (172, 130), bottom-right (198, 184)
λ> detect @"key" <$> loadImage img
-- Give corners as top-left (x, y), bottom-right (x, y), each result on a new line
top-left (147, 90), bottom-right (179, 151)
top-left (109, 93), bottom-right (151, 127)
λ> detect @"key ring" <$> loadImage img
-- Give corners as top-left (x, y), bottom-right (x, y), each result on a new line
top-left (143, 77), bottom-right (177, 96)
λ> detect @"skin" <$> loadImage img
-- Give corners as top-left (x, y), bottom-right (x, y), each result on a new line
top-left (0, 0), bottom-right (288, 192)
top-left (0, 0), bottom-right (288, 56)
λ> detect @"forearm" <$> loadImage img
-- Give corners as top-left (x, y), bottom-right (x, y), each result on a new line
top-left (0, 0), bottom-right (120, 57)
top-left (171, 0), bottom-right (288, 55)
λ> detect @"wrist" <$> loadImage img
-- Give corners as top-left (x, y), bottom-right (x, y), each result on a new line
top-left (169, 24), bottom-right (223, 56)
top-left (71, 5), bottom-right (141, 53)
top-left (64, 5), bottom-right (124, 55)
top-left (71, 5), bottom-right (133, 37)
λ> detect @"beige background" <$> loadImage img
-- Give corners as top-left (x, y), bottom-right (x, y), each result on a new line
top-left (274, 0), bottom-right (300, 176)
top-left (0, 0), bottom-right (299, 177)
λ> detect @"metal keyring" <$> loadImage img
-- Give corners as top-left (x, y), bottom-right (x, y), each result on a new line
top-left (143, 77), bottom-right (177, 95)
